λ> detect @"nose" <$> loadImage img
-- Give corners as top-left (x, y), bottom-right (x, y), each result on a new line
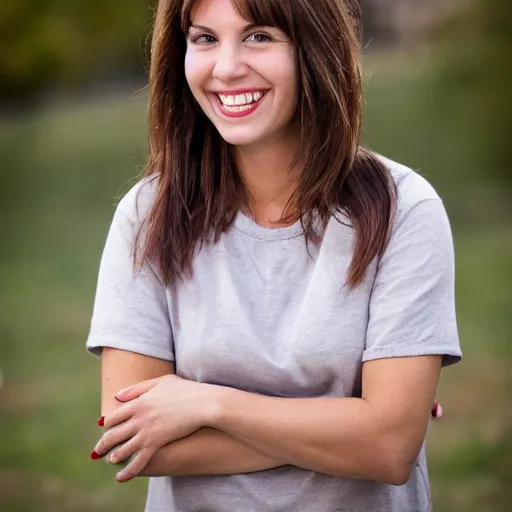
top-left (212, 44), bottom-right (249, 83)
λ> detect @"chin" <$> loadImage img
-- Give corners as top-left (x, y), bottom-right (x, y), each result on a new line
top-left (215, 129), bottom-right (263, 148)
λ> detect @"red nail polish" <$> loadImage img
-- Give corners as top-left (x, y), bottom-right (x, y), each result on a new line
top-left (90, 450), bottom-right (103, 460)
top-left (97, 416), bottom-right (105, 427)
top-left (431, 404), bottom-right (439, 418)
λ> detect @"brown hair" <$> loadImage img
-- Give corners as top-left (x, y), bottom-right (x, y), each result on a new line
top-left (136, 0), bottom-right (397, 288)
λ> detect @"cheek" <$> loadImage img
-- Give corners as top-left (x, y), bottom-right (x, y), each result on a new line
top-left (275, 63), bottom-right (298, 113)
top-left (184, 51), bottom-right (208, 95)
top-left (260, 51), bottom-right (297, 105)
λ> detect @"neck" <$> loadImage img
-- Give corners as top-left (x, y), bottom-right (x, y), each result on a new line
top-left (234, 134), bottom-right (302, 227)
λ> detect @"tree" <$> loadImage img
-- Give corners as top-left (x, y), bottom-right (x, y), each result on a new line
top-left (0, 0), bottom-right (154, 100)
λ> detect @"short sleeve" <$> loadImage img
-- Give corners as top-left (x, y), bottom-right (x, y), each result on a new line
top-left (86, 182), bottom-right (174, 361)
top-left (363, 198), bottom-right (462, 367)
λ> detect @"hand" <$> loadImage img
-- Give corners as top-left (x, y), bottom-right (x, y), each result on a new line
top-left (91, 374), bottom-right (215, 482)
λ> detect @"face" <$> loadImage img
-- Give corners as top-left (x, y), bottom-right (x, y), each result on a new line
top-left (184, 0), bottom-right (298, 149)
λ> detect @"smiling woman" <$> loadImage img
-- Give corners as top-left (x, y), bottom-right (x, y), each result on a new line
top-left (185, 2), bottom-right (297, 147)
top-left (85, 0), bottom-right (462, 511)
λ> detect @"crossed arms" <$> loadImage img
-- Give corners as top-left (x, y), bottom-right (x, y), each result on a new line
top-left (98, 347), bottom-right (441, 485)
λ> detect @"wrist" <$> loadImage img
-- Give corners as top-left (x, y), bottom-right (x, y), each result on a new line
top-left (140, 444), bottom-right (175, 477)
top-left (201, 383), bottom-right (233, 429)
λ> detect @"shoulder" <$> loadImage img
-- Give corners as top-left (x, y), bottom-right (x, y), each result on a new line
top-left (376, 154), bottom-right (441, 209)
top-left (374, 154), bottom-right (449, 231)
top-left (115, 174), bottom-right (159, 226)
top-left (370, 156), bottom-right (455, 264)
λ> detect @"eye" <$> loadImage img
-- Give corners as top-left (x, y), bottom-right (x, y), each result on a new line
top-left (192, 34), bottom-right (217, 44)
top-left (245, 33), bottom-right (273, 43)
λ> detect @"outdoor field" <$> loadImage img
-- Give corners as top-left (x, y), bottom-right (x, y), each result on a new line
top-left (1, 49), bottom-right (510, 511)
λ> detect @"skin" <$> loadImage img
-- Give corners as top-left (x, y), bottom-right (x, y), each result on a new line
top-left (185, 0), bottom-right (301, 225)
top-left (91, 0), bottom-right (443, 487)
top-left (97, 349), bottom-right (285, 480)
top-left (96, 356), bottom-right (441, 484)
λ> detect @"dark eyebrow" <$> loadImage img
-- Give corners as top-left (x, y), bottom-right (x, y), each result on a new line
top-left (188, 23), bottom-right (261, 33)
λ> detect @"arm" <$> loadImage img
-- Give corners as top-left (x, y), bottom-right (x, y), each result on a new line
top-left (89, 185), bottom-right (283, 476)
top-left (101, 348), bottom-right (173, 415)
top-left (96, 185), bottom-right (459, 482)
top-left (203, 197), bottom-right (461, 485)
top-left (141, 427), bottom-right (285, 477)
top-left (100, 348), bottom-right (284, 476)
top-left (205, 355), bottom-right (441, 485)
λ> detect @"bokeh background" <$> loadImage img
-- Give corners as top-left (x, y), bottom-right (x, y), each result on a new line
top-left (1, 0), bottom-right (510, 510)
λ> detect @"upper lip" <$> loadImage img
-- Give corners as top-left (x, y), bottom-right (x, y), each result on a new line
top-left (212, 88), bottom-right (268, 95)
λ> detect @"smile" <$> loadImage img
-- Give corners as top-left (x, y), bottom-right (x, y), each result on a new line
top-left (213, 90), bottom-right (267, 118)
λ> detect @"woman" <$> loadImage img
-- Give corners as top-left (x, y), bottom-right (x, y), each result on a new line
top-left (87, 0), bottom-right (461, 510)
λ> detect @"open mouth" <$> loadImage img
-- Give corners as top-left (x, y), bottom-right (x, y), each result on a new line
top-left (214, 90), bottom-right (268, 117)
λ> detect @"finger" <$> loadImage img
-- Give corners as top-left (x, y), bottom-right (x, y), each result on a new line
top-left (104, 402), bottom-right (136, 430)
top-left (115, 446), bottom-right (155, 483)
top-left (107, 434), bottom-right (143, 465)
top-left (115, 378), bottom-right (160, 403)
top-left (92, 420), bottom-right (139, 458)
top-left (431, 402), bottom-right (443, 419)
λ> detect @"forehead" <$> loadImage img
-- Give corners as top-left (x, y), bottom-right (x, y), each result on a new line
top-left (189, 0), bottom-right (243, 24)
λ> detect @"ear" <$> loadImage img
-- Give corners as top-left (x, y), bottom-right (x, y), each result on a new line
top-left (115, 378), bottom-right (160, 402)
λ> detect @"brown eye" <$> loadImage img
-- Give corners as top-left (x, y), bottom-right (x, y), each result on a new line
top-left (246, 33), bottom-right (272, 43)
top-left (193, 34), bottom-right (216, 44)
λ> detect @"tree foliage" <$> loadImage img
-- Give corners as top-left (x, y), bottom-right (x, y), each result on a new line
top-left (0, 0), bottom-right (154, 98)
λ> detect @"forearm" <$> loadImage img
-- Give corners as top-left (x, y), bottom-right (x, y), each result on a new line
top-left (140, 427), bottom-right (287, 477)
top-left (207, 389), bottom-right (422, 485)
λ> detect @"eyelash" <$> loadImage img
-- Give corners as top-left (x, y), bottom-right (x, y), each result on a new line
top-left (247, 33), bottom-right (273, 43)
top-left (192, 33), bottom-right (273, 44)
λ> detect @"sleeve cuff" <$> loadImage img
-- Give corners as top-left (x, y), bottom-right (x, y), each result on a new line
top-left (86, 335), bottom-right (175, 362)
top-left (362, 345), bottom-right (462, 368)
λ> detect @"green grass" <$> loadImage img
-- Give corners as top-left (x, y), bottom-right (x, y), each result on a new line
top-left (1, 50), bottom-right (511, 511)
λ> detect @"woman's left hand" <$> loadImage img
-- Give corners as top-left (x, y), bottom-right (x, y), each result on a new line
top-left (90, 374), bottom-right (214, 482)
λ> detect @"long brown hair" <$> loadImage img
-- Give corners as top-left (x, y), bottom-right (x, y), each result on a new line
top-left (136, 0), bottom-right (397, 289)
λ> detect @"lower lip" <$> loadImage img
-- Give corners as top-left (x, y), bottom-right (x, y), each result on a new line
top-left (214, 93), bottom-right (266, 118)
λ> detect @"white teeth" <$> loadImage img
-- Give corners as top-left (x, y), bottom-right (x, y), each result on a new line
top-left (217, 91), bottom-right (265, 107)
top-left (219, 94), bottom-right (235, 106)
top-left (222, 104), bottom-right (255, 113)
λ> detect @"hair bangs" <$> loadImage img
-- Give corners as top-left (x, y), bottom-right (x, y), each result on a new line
top-left (180, 0), bottom-right (294, 37)
top-left (232, 0), bottom-right (293, 36)
top-left (180, 0), bottom-right (196, 33)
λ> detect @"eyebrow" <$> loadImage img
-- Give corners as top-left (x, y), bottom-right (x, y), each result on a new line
top-left (188, 23), bottom-right (261, 33)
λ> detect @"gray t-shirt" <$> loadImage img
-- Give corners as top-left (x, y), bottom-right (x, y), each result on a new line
top-left (87, 156), bottom-right (462, 512)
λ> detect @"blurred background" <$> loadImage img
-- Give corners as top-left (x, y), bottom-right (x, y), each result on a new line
top-left (0, 0), bottom-right (510, 510)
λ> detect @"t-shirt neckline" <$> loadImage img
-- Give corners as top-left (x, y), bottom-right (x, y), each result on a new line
top-left (234, 211), bottom-right (304, 241)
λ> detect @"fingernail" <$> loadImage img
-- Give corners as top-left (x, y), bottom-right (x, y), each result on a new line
top-left (432, 403), bottom-right (440, 418)
top-left (116, 471), bottom-right (126, 482)
top-left (97, 416), bottom-right (105, 427)
top-left (90, 450), bottom-right (103, 460)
